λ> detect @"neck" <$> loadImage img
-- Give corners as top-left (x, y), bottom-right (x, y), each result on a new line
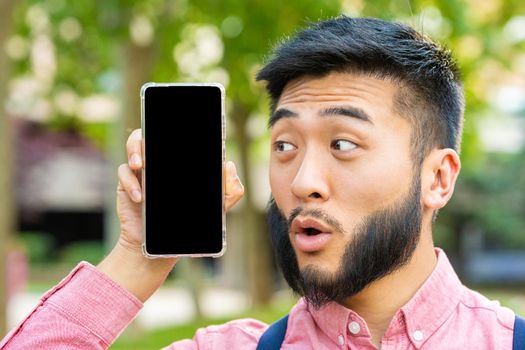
top-left (342, 235), bottom-right (437, 348)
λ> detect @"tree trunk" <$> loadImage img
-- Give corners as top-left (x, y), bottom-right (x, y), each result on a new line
top-left (105, 42), bottom-right (156, 249)
top-left (0, 0), bottom-right (17, 336)
top-left (232, 102), bottom-right (273, 305)
top-left (123, 43), bottom-right (156, 132)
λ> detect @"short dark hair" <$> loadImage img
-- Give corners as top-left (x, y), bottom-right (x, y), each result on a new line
top-left (256, 15), bottom-right (464, 164)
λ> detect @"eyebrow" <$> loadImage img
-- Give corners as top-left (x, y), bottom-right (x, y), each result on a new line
top-left (268, 105), bottom-right (374, 128)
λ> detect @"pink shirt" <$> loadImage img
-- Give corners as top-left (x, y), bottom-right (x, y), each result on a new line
top-left (0, 248), bottom-right (515, 349)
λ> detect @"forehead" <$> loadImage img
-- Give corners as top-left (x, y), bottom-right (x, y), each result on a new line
top-left (272, 71), bottom-right (399, 128)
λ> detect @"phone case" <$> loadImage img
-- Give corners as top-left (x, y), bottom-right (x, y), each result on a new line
top-left (140, 82), bottom-right (226, 259)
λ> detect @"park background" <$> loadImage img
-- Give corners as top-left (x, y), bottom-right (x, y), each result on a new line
top-left (0, 0), bottom-right (524, 348)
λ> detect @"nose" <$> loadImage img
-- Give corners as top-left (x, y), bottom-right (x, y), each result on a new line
top-left (290, 149), bottom-right (330, 202)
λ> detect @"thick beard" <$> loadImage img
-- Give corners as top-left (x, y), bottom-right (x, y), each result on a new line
top-left (266, 173), bottom-right (422, 309)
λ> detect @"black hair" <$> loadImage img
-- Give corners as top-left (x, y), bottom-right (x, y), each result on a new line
top-left (256, 15), bottom-right (464, 164)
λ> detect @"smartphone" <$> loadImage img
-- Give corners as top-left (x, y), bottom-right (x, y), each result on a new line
top-left (140, 83), bottom-right (226, 258)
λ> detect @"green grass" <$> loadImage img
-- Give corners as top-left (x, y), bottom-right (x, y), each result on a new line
top-left (110, 302), bottom-right (294, 350)
top-left (478, 287), bottom-right (525, 315)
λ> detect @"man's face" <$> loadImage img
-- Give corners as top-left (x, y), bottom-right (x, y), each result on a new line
top-left (268, 71), bottom-right (423, 306)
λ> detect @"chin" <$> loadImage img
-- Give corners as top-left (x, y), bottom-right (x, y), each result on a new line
top-left (296, 253), bottom-right (338, 274)
top-left (292, 237), bottom-right (340, 265)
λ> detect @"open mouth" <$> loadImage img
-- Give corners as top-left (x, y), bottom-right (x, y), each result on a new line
top-left (291, 217), bottom-right (332, 236)
top-left (304, 227), bottom-right (322, 236)
top-left (291, 217), bottom-right (334, 253)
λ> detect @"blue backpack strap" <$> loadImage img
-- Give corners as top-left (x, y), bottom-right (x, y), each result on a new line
top-left (256, 314), bottom-right (289, 350)
top-left (514, 315), bottom-right (525, 350)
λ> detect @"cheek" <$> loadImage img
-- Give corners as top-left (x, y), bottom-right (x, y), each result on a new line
top-left (269, 161), bottom-right (294, 211)
top-left (331, 153), bottom-right (412, 215)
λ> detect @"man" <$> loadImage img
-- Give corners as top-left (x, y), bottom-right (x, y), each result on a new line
top-left (1, 15), bottom-right (521, 349)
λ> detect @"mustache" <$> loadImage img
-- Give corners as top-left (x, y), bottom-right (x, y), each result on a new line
top-left (287, 207), bottom-right (346, 234)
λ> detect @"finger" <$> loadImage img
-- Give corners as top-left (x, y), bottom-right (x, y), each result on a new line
top-left (118, 163), bottom-right (143, 203)
top-left (126, 129), bottom-right (143, 170)
top-left (225, 161), bottom-right (237, 192)
top-left (225, 161), bottom-right (244, 211)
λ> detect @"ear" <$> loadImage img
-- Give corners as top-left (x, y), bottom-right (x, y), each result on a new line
top-left (422, 148), bottom-right (461, 210)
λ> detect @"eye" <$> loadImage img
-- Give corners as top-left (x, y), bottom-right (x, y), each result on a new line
top-left (273, 141), bottom-right (296, 152)
top-left (332, 139), bottom-right (357, 151)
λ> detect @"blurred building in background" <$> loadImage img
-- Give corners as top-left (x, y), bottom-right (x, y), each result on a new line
top-left (14, 118), bottom-right (107, 253)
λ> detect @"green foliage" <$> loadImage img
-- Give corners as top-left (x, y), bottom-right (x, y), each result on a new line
top-left (8, 0), bottom-right (525, 248)
top-left (437, 151), bottom-right (525, 248)
top-left (59, 241), bottom-right (106, 265)
top-left (81, 121), bottom-right (111, 150)
top-left (17, 231), bottom-right (56, 264)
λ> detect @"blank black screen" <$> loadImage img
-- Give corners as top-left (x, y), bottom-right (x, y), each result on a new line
top-left (143, 85), bottom-right (224, 255)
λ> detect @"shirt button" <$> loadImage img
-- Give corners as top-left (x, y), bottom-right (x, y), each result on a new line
top-left (413, 330), bottom-right (424, 341)
top-left (348, 321), bottom-right (361, 335)
top-left (338, 334), bottom-right (345, 345)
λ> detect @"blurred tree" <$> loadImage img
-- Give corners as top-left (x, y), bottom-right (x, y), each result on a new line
top-left (0, 0), bottom-right (17, 337)
top-left (4, 0), bottom-right (525, 315)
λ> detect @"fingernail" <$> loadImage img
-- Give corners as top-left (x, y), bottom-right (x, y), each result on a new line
top-left (230, 162), bottom-right (238, 178)
top-left (132, 190), bottom-right (142, 202)
top-left (131, 154), bottom-right (142, 166)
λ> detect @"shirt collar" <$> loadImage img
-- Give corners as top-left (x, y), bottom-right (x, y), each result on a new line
top-left (399, 248), bottom-right (463, 348)
top-left (307, 248), bottom-right (463, 348)
top-left (305, 297), bottom-right (373, 345)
